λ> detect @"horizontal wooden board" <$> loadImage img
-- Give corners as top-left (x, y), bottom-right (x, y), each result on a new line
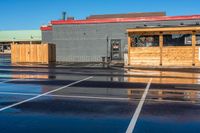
top-left (162, 47), bottom-right (193, 66)
top-left (129, 47), bottom-right (160, 66)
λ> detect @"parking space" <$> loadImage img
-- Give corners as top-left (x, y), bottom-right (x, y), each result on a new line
top-left (0, 57), bottom-right (200, 133)
top-left (134, 101), bottom-right (200, 133)
top-left (127, 70), bottom-right (200, 133)
top-left (0, 73), bottom-right (142, 133)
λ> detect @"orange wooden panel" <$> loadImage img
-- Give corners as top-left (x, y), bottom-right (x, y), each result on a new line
top-left (11, 43), bottom-right (56, 64)
top-left (162, 47), bottom-right (193, 66)
top-left (129, 47), bottom-right (160, 66)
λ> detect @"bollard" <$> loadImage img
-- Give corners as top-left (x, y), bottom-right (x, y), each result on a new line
top-left (102, 57), bottom-right (106, 68)
top-left (107, 57), bottom-right (111, 68)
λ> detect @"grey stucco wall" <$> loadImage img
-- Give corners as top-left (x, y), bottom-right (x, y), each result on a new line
top-left (42, 19), bottom-right (200, 62)
top-left (42, 30), bottom-right (53, 43)
top-left (52, 23), bottom-right (130, 62)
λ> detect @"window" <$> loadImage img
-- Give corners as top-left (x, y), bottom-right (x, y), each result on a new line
top-left (131, 35), bottom-right (159, 47)
top-left (196, 34), bottom-right (200, 46)
top-left (163, 34), bottom-right (192, 46)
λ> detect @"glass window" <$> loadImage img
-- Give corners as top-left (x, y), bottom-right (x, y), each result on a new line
top-left (131, 35), bottom-right (159, 47)
top-left (163, 34), bottom-right (192, 46)
top-left (196, 34), bottom-right (200, 46)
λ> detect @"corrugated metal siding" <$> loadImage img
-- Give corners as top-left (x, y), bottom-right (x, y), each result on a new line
top-left (42, 19), bottom-right (200, 62)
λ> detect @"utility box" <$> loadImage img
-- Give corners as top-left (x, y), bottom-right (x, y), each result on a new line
top-left (11, 43), bottom-right (56, 64)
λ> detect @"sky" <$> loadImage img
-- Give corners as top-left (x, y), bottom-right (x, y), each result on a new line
top-left (0, 0), bottom-right (200, 30)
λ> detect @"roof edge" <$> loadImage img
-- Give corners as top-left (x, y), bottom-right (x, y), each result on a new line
top-left (40, 26), bottom-right (52, 31)
top-left (51, 14), bottom-right (200, 25)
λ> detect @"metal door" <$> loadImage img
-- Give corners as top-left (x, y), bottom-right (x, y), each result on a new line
top-left (111, 39), bottom-right (121, 60)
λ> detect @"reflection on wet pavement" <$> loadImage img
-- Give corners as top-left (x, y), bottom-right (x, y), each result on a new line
top-left (135, 102), bottom-right (200, 133)
top-left (0, 55), bottom-right (200, 133)
top-left (127, 69), bottom-right (200, 84)
top-left (129, 88), bottom-right (200, 103)
top-left (0, 54), bottom-right (11, 66)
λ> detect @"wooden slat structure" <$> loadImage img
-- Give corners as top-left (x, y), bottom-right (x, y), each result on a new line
top-left (129, 47), bottom-right (160, 66)
top-left (127, 26), bottom-right (200, 67)
top-left (11, 43), bottom-right (56, 64)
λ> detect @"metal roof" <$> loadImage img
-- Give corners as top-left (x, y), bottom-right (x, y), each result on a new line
top-left (0, 30), bottom-right (41, 42)
top-left (86, 12), bottom-right (166, 19)
top-left (51, 14), bottom-right (200, 25)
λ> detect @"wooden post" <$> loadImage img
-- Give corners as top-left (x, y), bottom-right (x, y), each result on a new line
top-left (128, 33), bottom-right (131, 65)
top-left (192, 31), bottom-right (196, 66)
top-left (159, 33), bottom-right (163, 66)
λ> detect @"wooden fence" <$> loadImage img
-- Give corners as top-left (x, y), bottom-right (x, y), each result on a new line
top-left (11, 43), bottom-right (56, 64)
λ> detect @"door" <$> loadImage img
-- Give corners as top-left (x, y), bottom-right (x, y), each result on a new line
top-left (111, 39), bottom-right (121, 60)
top-left (0, 45), bottom-right (3, 53)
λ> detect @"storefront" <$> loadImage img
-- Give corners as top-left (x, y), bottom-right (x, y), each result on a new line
top-left (127, 26), bottom-right (200, 67)
top-left (0, 30), bottom-right (41, 54)
top-left (0, 43), bottom-right (11, 53)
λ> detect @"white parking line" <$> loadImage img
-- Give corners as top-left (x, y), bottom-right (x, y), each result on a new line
top-left (126, 78), bottom-right (152, 133)
top-left (0, 92), bottom-right (129, 101)
top-left (0, 76), bottom-right (93, 112)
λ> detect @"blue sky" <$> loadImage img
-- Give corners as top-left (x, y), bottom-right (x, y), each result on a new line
top-left (0, 0), bottom-right (200, 30)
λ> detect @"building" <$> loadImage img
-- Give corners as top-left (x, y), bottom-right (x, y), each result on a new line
top-left (127, 26), bottom-right (200, 67)
top-left (0, 30), bottom-right (41, 54)
top-left (41, 12), bottom-right (200, 66)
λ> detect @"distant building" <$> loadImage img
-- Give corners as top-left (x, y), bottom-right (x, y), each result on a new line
top-left (0, 30), bottom-right (41, 54)
top-left (41, 12), bottom-right (200, 66)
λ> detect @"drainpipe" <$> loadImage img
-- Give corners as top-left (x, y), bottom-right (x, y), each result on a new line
top-left (106, 36), bottom-right (111, 67)
top-left (106, 36), bottom-right (109, 60)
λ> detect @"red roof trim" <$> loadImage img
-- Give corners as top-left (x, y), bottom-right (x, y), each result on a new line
top-left (51, 15), bottom-right (200, 25)
top-left (40, 26), bottom-right (52, 31)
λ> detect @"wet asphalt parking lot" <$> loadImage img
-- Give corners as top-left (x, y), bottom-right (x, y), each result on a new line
top-left (0, 54), bottom-right (200, 133)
